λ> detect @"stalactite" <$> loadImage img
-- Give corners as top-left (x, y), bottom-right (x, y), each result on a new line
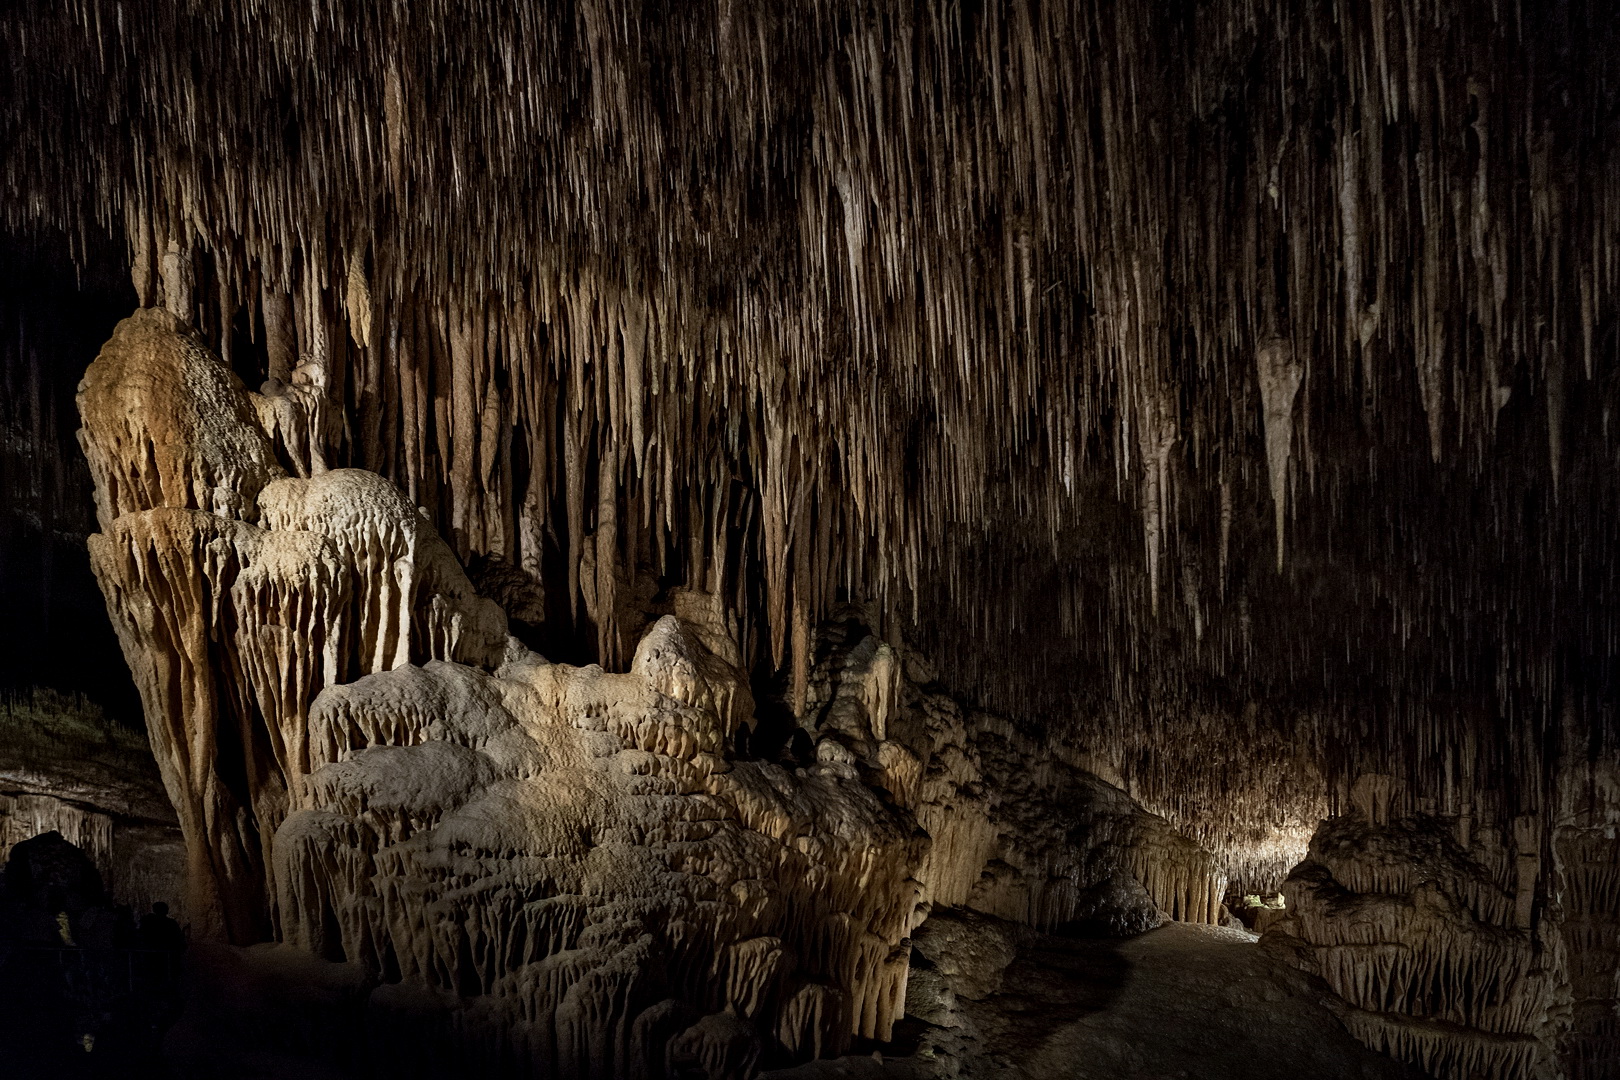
top-left (1256, 338), bottom-right (1303, 571)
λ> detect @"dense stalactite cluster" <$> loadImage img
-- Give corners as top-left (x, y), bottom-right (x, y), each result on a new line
top-left (4, 1), bottom-right (1618, 890)
top-left (2, 2), bottom-right (1617, 1076)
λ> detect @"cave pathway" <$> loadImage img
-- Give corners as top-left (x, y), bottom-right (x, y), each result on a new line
top-left (772, 923), bottom-right (1425, 1080)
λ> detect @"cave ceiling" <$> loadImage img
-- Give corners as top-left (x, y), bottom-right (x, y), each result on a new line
top-left (2, 0), bottom-right (1617, 862)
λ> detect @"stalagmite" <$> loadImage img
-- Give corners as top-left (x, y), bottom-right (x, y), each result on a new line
top-left (1264, 775), bottom-right (1620, 1080)
top-left (77, 309), bottom-right (507, 940)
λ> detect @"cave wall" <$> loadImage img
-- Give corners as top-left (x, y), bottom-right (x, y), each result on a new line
top-left (0, 233), bottom-right (183, 916)
top-left (0, 689), bottom-right (186, 923)
top-left (0, 230), bottom-right (142, 719)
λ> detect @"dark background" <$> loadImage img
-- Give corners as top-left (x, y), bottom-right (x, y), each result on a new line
top-left (1, 226), bottom-right (141, 725)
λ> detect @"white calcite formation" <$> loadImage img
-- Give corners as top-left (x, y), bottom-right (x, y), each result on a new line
top-left (277, 623), bottom-right (921, 1075)
top-left (78, 310), bottom-right (1226, 1073)
top-left (78, 308), bottom-right (506, 941)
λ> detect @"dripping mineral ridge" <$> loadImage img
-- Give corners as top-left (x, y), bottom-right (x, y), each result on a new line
top-left (0, 1), bottom-right (1616, 1078)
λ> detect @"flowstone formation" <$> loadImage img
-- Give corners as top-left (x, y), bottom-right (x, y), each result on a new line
top-left (78, 308), bottom-right (504, 942)
top-left (280, 624), bottom-right (919, 1075)
top-left (1263, 769), bottom-right (1620, 1080)
top-left (77, 310), bottom-right (1225, 1073)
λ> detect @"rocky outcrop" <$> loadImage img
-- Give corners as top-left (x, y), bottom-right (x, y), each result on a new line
top-left (1555, 826), bottom-right (1620, 1080)
top-left (78, 309), bottom-right (504, 941)
top-left (268, 612), bottom-right (1227, 1073)
top-left (277, 623), bottom-right (919, 1075)
top-left (799, 621), bottom-right (1226, 933)
top-left (1264, 813), bottom-right (1559, 1079)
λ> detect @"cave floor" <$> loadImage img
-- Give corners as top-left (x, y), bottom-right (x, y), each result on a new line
top-left (770, 923), bottom-right (1423, 1080)
top-left (3, 921), bottom-right (1424, 1079)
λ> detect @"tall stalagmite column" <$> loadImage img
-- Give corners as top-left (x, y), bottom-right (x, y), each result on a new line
top-left (78, 308), bottom-right (505, 941)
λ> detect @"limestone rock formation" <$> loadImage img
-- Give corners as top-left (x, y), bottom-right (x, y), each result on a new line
top-left (907, 908), bottom-right (1022, 1006)
top-left (1554, 823), bottom-right (1620, 1079)
top-left (279, 631), bottom-right (919, 1074)
top-left (74, 310), bottom-right (1228, 1073)
top-left (1264, 794), bottom-right (1620, 1080)
top-left (797, 622), bottom-right (1223, 933)
top-left (78, 308), bottom-right (506, 941)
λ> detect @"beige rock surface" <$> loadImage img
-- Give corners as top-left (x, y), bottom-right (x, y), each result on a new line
top-left (79, 310), bottom-right (509, 941)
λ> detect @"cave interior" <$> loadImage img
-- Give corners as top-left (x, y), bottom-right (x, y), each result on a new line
top-left (0, 2), bottom-right (1617, 1079)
